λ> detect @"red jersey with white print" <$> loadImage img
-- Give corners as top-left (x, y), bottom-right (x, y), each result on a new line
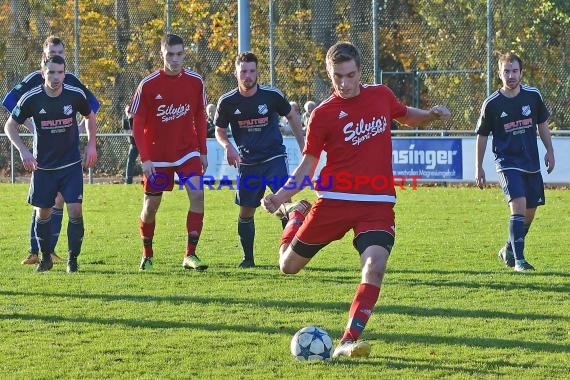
top-left (304, 84), bottom-right (407, 202)
top-left (130, 69), bottom-right (207, 166)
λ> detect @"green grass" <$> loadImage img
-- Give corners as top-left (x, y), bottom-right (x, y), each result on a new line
top-left (0, 184), bottom-right (568, 379)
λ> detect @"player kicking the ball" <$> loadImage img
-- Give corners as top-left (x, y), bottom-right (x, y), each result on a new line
top-left (262, 42), bottom-right (450, 358)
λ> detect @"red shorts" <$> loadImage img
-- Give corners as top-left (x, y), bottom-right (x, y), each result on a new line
top-left (296, 198), bottom-right (395, 245)
top-left (143, 156), bottom-right (203, 192)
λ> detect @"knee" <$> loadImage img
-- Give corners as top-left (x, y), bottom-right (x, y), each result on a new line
top-left (66, 204), bottom-right (83, 219)
top-left (362, 253), bottom-right (388, 277)
top-left (280, 262), bottom-right (301, 275)
top-left (189, 190), bottom-right (205, 205)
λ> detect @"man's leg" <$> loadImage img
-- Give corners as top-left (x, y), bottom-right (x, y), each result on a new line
top-left (237, 206), bottom-right (257, 268)
top-left (66, 202), bottom-right (84, 273)
top-left (333, 231), bottom-right (393, 359)
top-left (125, 144), bottom-right (138, 184)
top-left (22, 209), bottom-right (40, 264)
top-left (503, 207), bottom-right (534, 257)
top-left (49, 193), bottom-right (65, 261)
top-left (34, 207), bottom-right (54, 272)
top-left (182, 176), bottom-right (208, 270)
top-left (139, 193), bottom-right (162, 270)
top-left (508, 197), bottom-right (534, 271)
top-left (25, 194), bottom-right (64, 265)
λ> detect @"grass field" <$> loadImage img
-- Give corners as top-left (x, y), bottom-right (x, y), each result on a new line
top-left (0, 184), bottom-right (568, 379)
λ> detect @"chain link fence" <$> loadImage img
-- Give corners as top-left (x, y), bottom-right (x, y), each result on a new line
top-left (1, 0), bottom-right (568, 179)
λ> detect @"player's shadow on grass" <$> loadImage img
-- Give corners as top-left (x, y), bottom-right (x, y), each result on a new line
top-left (1, 290), bottom-right (567, 323)
top-left (375, 355), bottom-right (568, 376)
top-left (328, 355), bottom-right (504, 377)
top-left (385, 278), bottom-right (570, 293)
top-left (389, 268), bottom-right (570, 278)
top-left (365, 330), bottom-right (570, 354)
top-left (1, 313), bottom-right (568, 354)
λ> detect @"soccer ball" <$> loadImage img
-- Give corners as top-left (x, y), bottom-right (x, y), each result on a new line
top-left (290, 326), bottom-right (333, 361)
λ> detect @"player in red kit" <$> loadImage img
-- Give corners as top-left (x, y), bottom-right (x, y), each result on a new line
top-left (262, 42), bottom-right (450, 359)
top-left (130, 34), bottom-right (208, 271)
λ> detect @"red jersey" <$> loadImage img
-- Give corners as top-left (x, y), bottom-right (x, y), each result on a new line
top-left (130, 69), bottom-right (207, 166)
top-left (304, 84), bottom-right (407, 202)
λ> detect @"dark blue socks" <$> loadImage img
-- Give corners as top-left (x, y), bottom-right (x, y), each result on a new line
top-left (68, 217), bottom-right (84, 258)
top-left (509, 214), bottom-right (526, 260)
top-left (238, 216), bottom-right (255, 261)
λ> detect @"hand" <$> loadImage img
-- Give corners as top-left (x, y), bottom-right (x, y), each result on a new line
top-left (20, 149), bottom-right (37, 171)
top-left (545, 150), bottom-right (555, 174)
top-left (141, 160), bottom-right (155, 177)
top-left (225, 145), bottom-right (241, 168)
top-left (475, 168), bottom-right (486, 189)
top-left (83, 144), bottom-right (98, 168)
top-left (429, 105), bottom-right (451, 120)
top-left (262, 194), bottom-right (282, 214)
top-left (200, 154), bottom-right (208, 172)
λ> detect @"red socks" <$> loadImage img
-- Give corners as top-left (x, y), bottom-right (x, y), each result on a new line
top-left (280, 210), bottom-right (305, 246)
top-left (341, 283), bottom-right (380, 342)
top-left (186, 211), bottom-right (204, 256)
top-left (140, 220), bottom-right (155, 258)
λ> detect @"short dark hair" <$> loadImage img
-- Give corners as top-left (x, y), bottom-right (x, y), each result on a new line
top-left (326, 42), bottom-right (361, 71)
top-left (161, 34), bottom-right (184, 49)
top-left (43, 35), bottom-right (64, 50)
top-left (235, 51), bottom-right (258, 67)
top-left (498, 52), bottom-right (523, 72)
top-left (41, 54), bottom-right (66, 70)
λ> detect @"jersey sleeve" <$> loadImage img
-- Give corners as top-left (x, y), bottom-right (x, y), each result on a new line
top-left (130, 81), bottom-right (150, 161)
top-left (535, 91), bottom-right (550, 124)
top-left (389, 90), bottom-right (408, 119)
top-left (66, 73), bottom-right (100, 113)
top-left (77, 92), bottom-right (92, 117)
top-left (194, 77), bottom-right (208, 154)
top-left (303, 107), bottom-right (326, 159)
top-left (214, 97), bottom-right (229, 129)
top-left (10, 96), bottom-right (32, 125)
top-left (475, 101), bottom-right (492, 136)
top-left (2, 72), bottom-right (40, 112)
top-left (274, 88), bottom-right (292, 116)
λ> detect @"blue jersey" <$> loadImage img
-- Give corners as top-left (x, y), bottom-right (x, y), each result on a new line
top-left (11, 84), bottom-right (92, 170)
top-left (2, 70), bottom-right (99, 114)
top-left (214, 84), bottom-right (291, 164)
top-left (475, 84), bottom-right (549, 173)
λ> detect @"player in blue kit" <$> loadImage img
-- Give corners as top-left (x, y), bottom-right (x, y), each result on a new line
top-left (4, 55), bottom-right (98, 273)
top-left (2, 35), bottom-right (100, 266)
top-left (214, 52), bottom-right (305, 268)
top-left (475, 52), bottom-right (555, 272)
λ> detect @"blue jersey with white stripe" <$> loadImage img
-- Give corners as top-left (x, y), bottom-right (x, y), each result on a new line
top-left (214, 84), bottom-right (291, 164)
top-left (11, 84), bottom-right (92, 169)
top-left (2, 70), bottom-right (99, 114)
top-left (475, 84), bottom-right (549, 172)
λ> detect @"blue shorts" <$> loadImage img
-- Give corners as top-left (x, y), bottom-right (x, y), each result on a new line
top-left (236, 156), bottom-right (288, 207)
top-left (28, 163), bottom-right (83, 208)
top-left (498, 170), bottom-right (545, 208)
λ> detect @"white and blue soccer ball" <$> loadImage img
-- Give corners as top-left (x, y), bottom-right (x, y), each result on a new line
top-left (290, 326), bottom-right (333, 361)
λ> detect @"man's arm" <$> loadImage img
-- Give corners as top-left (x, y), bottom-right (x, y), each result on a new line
top-left (262, 154), bottom-right (319, 213)
top-left (537, 121), bottom-right (555, 174)
top-left (395, 105), bottom-right (451, 127)
top-left (475, 134), bottom-right (488, 189)
top-left (83, 111), bottom-right (98, 168)
top-left (4, 117), bottom-right (36, 171)
top-left (132, 112), bottom-right (154, 176)
top-left (215, 126), bottom-right (240, 167)
top-left (285, 109), bottom-right (305, 151)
